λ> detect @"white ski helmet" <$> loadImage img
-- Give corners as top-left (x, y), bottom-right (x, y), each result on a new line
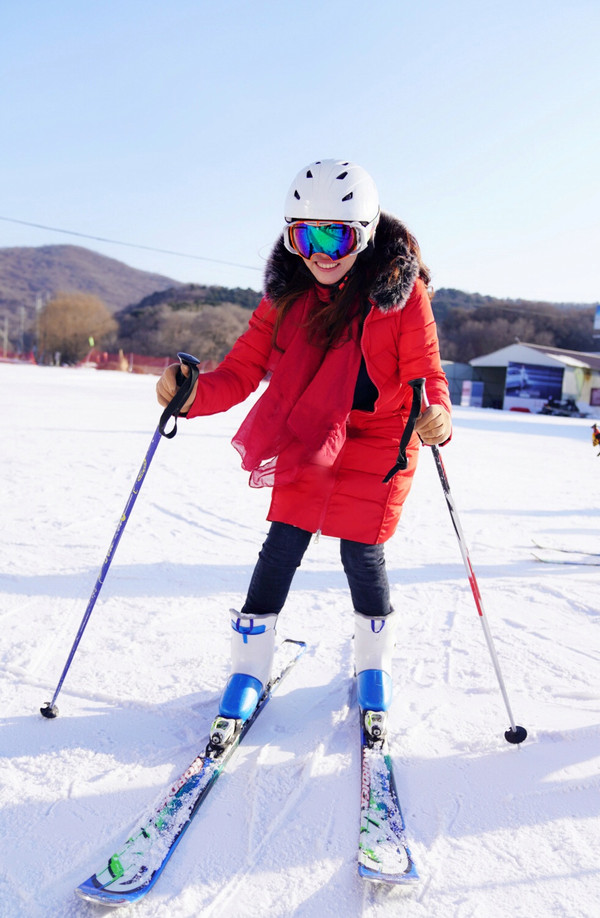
top-left (284, 159), bottom-right (380, 227)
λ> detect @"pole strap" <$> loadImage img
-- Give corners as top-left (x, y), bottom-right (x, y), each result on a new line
top-left (382, 377), bottom-right (425, 482)
top-left (158, 352), bottom-right (201, 439)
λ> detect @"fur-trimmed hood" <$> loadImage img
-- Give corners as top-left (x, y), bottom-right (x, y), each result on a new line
top-left (263, 211), bottom-right (420, 314)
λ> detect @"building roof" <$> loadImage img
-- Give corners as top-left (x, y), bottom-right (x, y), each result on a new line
top-left (470, 342), bottom-right (600, 372)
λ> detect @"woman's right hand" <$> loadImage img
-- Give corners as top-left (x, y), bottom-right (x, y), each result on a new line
top-left (156, 363), bottom-right (198, 413)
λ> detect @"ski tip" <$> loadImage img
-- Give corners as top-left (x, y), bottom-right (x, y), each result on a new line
top-left (75, 883), bottom-right (130, 907)
top-left (358, 862), bottom-right (420, 886)
top-left (282, 638), bottom-right (307, 651)
top-left (76, 875), bottom-right (153, 908)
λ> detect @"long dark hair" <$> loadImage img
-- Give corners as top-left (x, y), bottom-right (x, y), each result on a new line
top-left (271, 222), bottom-right (431, 351)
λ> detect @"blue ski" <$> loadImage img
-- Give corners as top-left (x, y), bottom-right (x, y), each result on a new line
top-left (76, 639), bottom-right (306, 907)
top-left (358, 714), bottom-right (419, 885)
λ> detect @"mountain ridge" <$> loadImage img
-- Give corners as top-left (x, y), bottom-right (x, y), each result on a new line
top-left (0, 244), bottom-right (182, 316)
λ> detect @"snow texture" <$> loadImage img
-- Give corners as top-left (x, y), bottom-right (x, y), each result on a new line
top-left (1, 361), bottom-right (599, 918)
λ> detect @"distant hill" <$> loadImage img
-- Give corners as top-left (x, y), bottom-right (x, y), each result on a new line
top-left (431, 287), bottom-right (595, 321)
top-left (120, 284), bottom-right (597, 365)
top-left (115, 283), bottom-right (262, 361)
top-left (119, 283), bottom-right (262, 316)
top-left (0, 243), bottom-right (262, 357)
top-left (0, 244), bottom-right (182, 317)
top-left (431, 288), bottom-right (598, 361)
top-left (1, 244), bottom-right (596, 363)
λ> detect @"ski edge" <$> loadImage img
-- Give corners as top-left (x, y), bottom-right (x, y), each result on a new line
top-left (358, 861), bottom-right (420, 885)
top-left (76, 885), bottom-right (135, 908)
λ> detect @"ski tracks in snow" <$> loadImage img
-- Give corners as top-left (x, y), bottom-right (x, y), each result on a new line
top-left (172, 653), bottom-right (362, 917)
top-left (200, 749), bottom-right (319, 916)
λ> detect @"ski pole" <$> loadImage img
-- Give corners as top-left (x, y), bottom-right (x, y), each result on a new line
top-left (40, 352), bottom-right (200, 719)
top-left (419, 381), bottom-right (527, 745)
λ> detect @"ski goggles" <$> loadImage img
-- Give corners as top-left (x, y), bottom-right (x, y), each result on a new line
top-left (283, 219), bottom-right (375, 261)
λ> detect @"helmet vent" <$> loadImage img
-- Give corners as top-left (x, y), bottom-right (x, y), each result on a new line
top-left (306, 170), bottom-right (313, 178)
top-left (342, 192), bottom-right (353, 201)
top-left (336, 171), bottom-right (348, 180)
top-left (294, 190), bottom-right (300, 200)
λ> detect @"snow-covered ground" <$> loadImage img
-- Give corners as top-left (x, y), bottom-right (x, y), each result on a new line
top-left (1, 361), bottom-right (599, 918)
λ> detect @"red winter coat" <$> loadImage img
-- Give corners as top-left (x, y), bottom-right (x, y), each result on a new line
top-left (187, 213), bottom-right (451, 544)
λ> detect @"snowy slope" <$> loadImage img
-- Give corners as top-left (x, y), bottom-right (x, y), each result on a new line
top-left (1, 361), bottom-right (599, 918)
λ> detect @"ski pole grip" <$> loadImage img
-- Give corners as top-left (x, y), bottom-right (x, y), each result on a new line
top-left (174, 352), bottom-right (199, 387)
top-left (382, 377), bottom-right (425, 482)
top-left (158, 352), bottom-right (201, 439)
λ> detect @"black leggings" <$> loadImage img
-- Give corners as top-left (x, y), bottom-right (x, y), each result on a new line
top-left (241, 522), bottom-right (392, 618)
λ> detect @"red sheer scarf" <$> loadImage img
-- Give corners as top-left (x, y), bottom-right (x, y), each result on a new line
top-left (232, 288), bottom-right (362, 488)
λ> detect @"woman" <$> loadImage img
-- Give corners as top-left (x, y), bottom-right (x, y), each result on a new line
top-left (156, 159), bottom-right (451, 744)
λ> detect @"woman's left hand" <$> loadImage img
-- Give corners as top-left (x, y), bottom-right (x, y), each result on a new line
top-left (414, 405), bottom-right (452, 445)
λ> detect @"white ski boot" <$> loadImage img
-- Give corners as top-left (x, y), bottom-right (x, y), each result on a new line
top-left (216, 610), bottom-right (277, 729)
top-left (354, 610), bottom-right (397, 741)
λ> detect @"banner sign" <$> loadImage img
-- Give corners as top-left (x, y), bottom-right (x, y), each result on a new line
top-left (503, 361), bottom-right (564, 412)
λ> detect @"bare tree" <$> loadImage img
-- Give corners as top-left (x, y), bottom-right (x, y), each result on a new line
top-left (38, 291), bottom-right (117, 364)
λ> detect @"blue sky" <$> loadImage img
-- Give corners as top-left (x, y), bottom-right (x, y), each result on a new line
top-left (1, 0), bottom-right (598, 303)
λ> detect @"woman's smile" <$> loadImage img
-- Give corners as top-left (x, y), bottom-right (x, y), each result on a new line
top-left (303, 252), bottom-right (358, 285)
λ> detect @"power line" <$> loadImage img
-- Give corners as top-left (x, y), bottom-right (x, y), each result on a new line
top-left (0, 215), bottom-right (263, 272)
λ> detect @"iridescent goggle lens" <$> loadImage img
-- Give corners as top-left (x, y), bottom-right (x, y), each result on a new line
top-left (287, 222), bottom-right (360, 260)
